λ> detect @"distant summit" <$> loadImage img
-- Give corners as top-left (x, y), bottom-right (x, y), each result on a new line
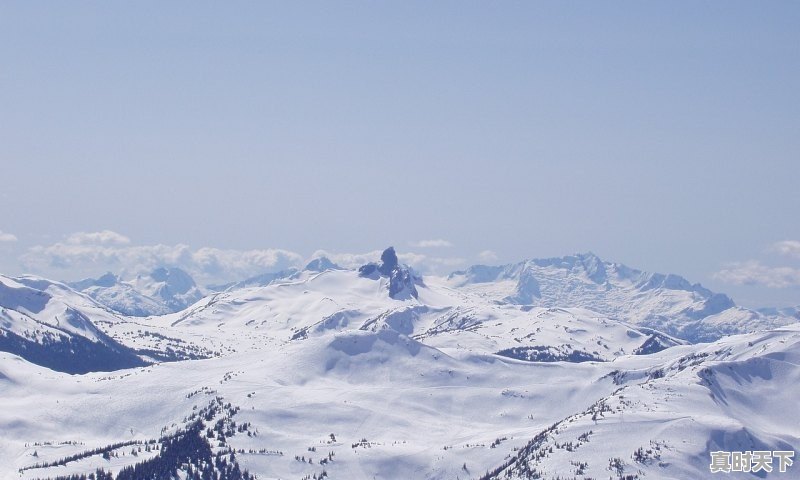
top-left (70, 267), bottom-right (205, 316)
top-left (359, 247), bottom-right (421, 299)
top-left (304, 256), bottom-right (342, 273)
top-left (70, 271), bottom-right (119, 290)
top-left (448, 252), bottom-right (764, 342)
top-left (144, 267), bottom-right (202, 310)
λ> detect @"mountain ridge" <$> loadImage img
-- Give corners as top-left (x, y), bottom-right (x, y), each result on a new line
top-left (447, 252), bottom-right (785, 341)
top-left (0, 274), bottom-right (146, 374)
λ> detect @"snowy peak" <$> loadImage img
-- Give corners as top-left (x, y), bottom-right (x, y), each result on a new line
top-left (449, 253), bottom-right (788, 342)
top-left (69, 271), bottom-right (119, 290)
top-left (71, 267), bottom-right (205, 317)
top-left (149, 266), bottom-right (194, 291)
top-left (448, 252), bottom-right (609, 286)
top-left (138, 267), bottom-right (201, 305)
top-left (530, 252), bottom-right (608, 284)
top-left (576, 251), bottom-right (607, 284)
top-left (358, 247), bottom-right (421, 299)
top-left (304, 256), bottom-right (341, 272)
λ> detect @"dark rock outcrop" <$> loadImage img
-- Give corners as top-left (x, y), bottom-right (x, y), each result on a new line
top-left (359, 247), bottom-right (420, 300)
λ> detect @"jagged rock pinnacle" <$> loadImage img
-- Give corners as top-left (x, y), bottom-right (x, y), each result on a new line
top-left (378, 247), bottom-right (398, 276)
top-left (359, 246), bottom-right (419, 299)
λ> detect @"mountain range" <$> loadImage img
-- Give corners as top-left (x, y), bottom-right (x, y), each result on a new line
top-left (1, 248), bottom-right (797, 479)
top-left (447, 252), bottom-right (783, 342)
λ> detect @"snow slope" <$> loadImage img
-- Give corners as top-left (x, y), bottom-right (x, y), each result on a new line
top-left (0, 275), bottom-right (146, 374)
top-left (483, 324), bottom-right (800, 480)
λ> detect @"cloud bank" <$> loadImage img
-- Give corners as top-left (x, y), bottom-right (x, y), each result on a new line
top-left (714, 240), bottom-right (800, 288)
top-left (409, 239), bottom-right (453, 248)
top-left (0, 230), bottom-right (18, 242)
top-left (772, 240), bottom-right (800, 259)
top-left (477, 250), bottom-right (498, 263)
top-left (714, 261), bottom-right (800, 288)
top-left (67, 230), bottom-right (131, 246)
top-left (310, 248), bottom-right (465, 274)
top-left (19, 231), bottom-right (472, 284)
top-left (20, 231), bottom-right (303, 285)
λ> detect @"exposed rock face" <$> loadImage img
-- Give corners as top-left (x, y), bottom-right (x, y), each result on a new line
top-left (359, 247), bottom-right (420, 300)
top-left (377, 247), bottom-right (399, 276)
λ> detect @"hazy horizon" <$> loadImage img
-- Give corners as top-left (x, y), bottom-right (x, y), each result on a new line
top-left (2, 2), bottom-right (798, 308)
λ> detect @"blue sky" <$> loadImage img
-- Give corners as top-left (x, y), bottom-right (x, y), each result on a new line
top-left (1, 2), bottom-right (799, 307)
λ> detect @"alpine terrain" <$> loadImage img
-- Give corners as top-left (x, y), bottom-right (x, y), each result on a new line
top-left (1, 248), bottom-right (797, 479)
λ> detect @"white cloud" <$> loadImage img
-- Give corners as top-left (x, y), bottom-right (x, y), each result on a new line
top-left (20, 234), bottom-right (470, 284)
top-left (311, 249), bottom-right (465, 275)
top-left (432, 257), bottom-right (466, 268)
top-left (772, 240), bottom-right (800, 259)
top-left (477, 250), bottom-right (498, 263)
top-left (191, 247), bottom-right (303, 277)
top-left (311, 249), bottom-right (383, 269)
top-left (714, 261), bottom-right (800, 288)
top-left (398, 251), bottom-right (428, 265)
top-left (0, 230), bottom-right (17, 242)
top-left (67, 230), bottom-right (131, 246)
top-left (398, 252), bottom-right (465, 273)
top-left (21, 234), bottom-right (303, 284)
top-left (409, 239), bottom-right (453, 248)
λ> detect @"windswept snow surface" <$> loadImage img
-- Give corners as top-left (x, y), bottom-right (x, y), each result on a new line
top-left (1, 261), bottom-right (798, 479)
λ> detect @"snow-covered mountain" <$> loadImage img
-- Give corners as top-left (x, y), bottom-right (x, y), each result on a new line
top-left (209, 268), bottom-right (300, 291)
top-left (70, 267), bottom-right (205, 317)
top-left (447, 252), bottom-right (786, 342)
top-left (209, 257), bottom-right (343, 292)
top-left (0, 274), bottom-right (146, 374)
top-left (1, 248), bottom-right (797, 479)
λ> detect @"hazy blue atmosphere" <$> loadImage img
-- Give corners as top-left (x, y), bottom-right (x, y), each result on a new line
top-left (1, 2), bottom-right (798, 308)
